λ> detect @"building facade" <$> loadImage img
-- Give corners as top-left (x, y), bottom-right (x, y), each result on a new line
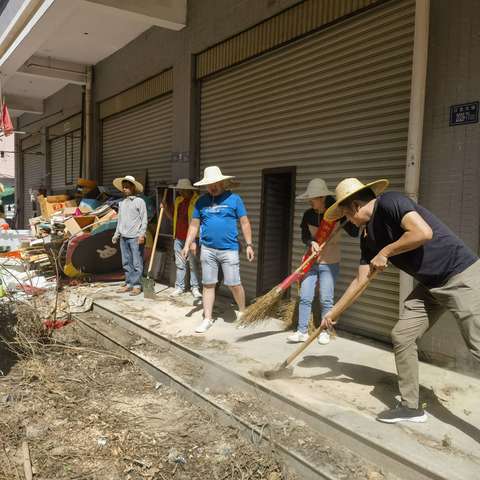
top-left (1, 0), bottom-right (479, 372)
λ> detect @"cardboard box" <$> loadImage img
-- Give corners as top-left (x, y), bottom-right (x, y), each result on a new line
top-left (38, 195), bottom-right (77, 219)
top-left (63, 206), bottom-right (91, 216)
top-left (96, 209), bottom-right (117, 224)
top-left (46, 195), bottom-right (69, 203)
top-left (64, 216), bottom-right (97, 236)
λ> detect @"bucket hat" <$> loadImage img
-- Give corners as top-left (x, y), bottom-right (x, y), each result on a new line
top-left (296, 178), bottom-right (333, 201)
top-left (113, 175), bottom-right (144, 193)
top-left (193, 166), bottom-right (234, 186)
top-left (169, 178), bottom-right (198, 190)
top-left (324, 178), bottom-right (389, 221)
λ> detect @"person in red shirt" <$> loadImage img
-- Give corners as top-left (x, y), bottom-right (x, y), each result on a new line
top-left (165, 179), bottom-right (202, 298)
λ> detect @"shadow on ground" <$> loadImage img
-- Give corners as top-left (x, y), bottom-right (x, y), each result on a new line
top-left (297, 355), bottom-right (480, 444)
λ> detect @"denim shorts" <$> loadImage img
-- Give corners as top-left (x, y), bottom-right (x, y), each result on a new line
top-left (200, 245), bottom-right (241, 286)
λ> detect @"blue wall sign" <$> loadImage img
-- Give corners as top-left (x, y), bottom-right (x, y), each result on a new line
top-left (449, 101), bottom-right (479, 126)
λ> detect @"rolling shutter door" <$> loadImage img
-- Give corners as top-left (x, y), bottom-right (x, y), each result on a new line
top-left (50, 137), bottom-right (65, 192)
top-left (23, 145), bottom-right (44, 226)
top-left (102, 95), bottom-right (173, 192)
top-left (200, 0), bottom-right (414, 341)
top-left (66, 132), bottom-right (81, 186)
top-left (50, 131), bottom-right (81, 193)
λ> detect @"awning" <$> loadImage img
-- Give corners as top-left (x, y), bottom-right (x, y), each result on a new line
top-left (0, 186), bottom-right (15, 203)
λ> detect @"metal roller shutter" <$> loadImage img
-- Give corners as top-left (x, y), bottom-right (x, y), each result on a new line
top-left (102, 95), bottom-right (173, 193)
top-left (50, 137), bottom-right (65, 192)
top-left (67, 132), bottom-right (81, 185)
top-left (200, 0), bottom-right (414, 341)
top-left (23, 145), bottom-right (44, 226)
top-left (50, 131), bottom-right (82, 193)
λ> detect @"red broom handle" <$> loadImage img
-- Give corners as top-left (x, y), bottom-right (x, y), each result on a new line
top-left (277, 221), bottom-right (343, 291)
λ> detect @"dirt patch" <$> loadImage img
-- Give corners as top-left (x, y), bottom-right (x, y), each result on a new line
top-left (0, 324), bottom-right (293, 480)
top-left (177, 335), bottom-right (229, 352)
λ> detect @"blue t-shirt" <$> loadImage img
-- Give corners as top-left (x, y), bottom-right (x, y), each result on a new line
top-left (192, 191), bottom-right (247, 250)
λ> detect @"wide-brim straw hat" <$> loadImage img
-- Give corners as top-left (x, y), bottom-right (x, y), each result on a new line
top-left (324, 178), bottom-right (389, 221)
top-left (113, 175), bottom-right (144, 193)
top-left (296, 178), bottom-right (333, 200)
top-left (169, 178), bottom-right (198, 190)
top-left (194, 166), bottom-right (234, 186)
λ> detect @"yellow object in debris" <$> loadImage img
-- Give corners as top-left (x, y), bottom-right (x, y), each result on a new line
top-left (64, 262), bottom-right (81, 278)
top-left (77, 178), bottom-right (97, 189)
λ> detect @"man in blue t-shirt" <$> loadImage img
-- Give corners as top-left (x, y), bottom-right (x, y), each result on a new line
top-left (182, 166), bottom-right (255, 333)
top-left (324, 178), bottom-right (480, 425)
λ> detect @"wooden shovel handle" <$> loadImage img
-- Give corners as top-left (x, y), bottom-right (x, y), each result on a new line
top-left (283, 270), bottom-right (378, 368)
top-left (147, 189), bottom-right (168, 274)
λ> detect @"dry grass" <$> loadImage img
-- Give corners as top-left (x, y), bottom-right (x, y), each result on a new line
top-left (0, 322), bottom-right (294, 480)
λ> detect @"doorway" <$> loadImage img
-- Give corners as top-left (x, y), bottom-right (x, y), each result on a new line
top-left (257, 167), bottom-right (295, 296)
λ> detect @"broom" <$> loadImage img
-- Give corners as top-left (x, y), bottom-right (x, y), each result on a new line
top-left (238, 220), bottom-right (344, 327)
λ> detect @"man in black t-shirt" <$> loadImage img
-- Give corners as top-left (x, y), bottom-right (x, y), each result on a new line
top-left (323, 178), bottom-right (480, 424)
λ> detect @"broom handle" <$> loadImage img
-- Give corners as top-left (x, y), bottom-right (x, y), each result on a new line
top-left (293, 221), bottom-right (344, 274)
top-left (281, 270), bottom-right (378, 369)
top-left (147, 189), bottom-right (168, 275)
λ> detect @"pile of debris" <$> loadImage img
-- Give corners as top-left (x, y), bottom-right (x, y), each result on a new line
top-left (0, 178), bottom-right (126, 286)
top-left (0, 293), bottom-right (294, 480)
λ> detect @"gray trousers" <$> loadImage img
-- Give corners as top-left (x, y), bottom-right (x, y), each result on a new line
top-left (392, 260), bottom-right (480, 408)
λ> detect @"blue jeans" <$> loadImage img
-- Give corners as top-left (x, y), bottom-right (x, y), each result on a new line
top-left (120, 237), bottom-right (144, 288)
top-left (298, 263), bottom-right (340, 334)
top-left (174, 239), bottom-right (201, 290)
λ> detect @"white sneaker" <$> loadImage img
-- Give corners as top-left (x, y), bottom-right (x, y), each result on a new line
top-left (169, 287), bottom-right (184, 297)
top-left (287, 331), bottom-right (309, 343)
top-left (191, 287), bottom-right (202, 299)
top-left (235, 311), bottom-right (246, 328)
top-left (195, 318), bottom-right (213, 333)
top-left (318, 330), bottom-right (330, 345)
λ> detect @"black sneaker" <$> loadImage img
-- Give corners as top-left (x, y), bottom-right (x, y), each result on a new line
top-left (377, 406), bottom-right (427, 424)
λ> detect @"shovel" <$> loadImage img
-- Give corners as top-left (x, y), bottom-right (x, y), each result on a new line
top-left (143, 189), bottom-right (168, 299)
top-left (262, 269), bottom-right (378, 379)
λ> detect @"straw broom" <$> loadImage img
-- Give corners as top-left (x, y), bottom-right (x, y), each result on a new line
top-left (238, 221), bottom-right (344, 327)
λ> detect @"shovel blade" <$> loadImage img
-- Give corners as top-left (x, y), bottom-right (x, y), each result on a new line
top-left (142, 277), bottom-right (156, 299)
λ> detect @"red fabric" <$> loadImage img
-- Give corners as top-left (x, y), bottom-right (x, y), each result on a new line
top-left (44, 319), bottom-right (73, 330)
top-left (278, 220), bottom-right (338, 291)
top-left (1, 104), bottom-right (13, 136)
top-left (299, 219), bottom-right (337, 275)
top-left (175, 199), bottom-right (189, 241)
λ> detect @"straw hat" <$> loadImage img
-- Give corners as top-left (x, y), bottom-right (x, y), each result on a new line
top-left (194, 166), bottom-right (234, 186)
top-left (324, 178), bottom-right (389, 221)
top-left (113, 175), bottom-right (144, 193)
top-left (296, 178), bottom-right (333, 201)
top-left (169, 178), bottom-right (198, 190)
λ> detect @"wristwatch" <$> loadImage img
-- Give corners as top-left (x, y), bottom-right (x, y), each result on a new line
top-left (246, 243), bottom-right (253, 248)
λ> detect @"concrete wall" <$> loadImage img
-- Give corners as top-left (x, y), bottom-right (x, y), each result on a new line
top-left (19, 84), bottom-right (83, 133)
top-left (418, 0), bottom-right (480, 376)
